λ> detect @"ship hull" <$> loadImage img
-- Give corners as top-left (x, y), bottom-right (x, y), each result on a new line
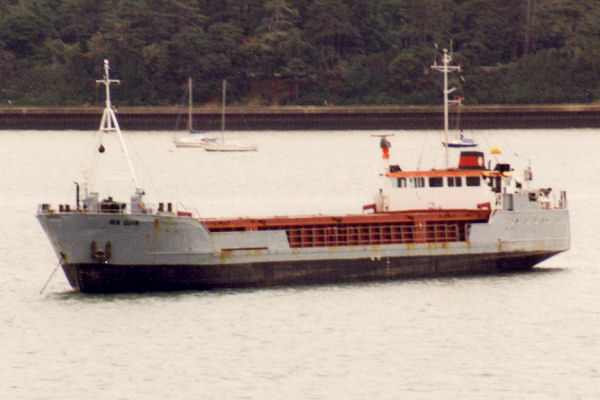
top-left (38, 195), bottom-right (570, 294)
top-left (61, 250), bottom-right (556, 293)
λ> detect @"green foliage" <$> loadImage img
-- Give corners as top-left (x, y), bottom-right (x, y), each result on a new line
top-left (0, 5), bottom-right (48, 58)
top-left (0, 0), bottom-right (600, 106)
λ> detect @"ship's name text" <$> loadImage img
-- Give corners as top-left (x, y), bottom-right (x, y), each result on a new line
top-left (109, 219), bottom-right (139, 226)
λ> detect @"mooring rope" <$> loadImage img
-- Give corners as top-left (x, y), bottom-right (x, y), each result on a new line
top-left (40, 260), bottom-right (61, 295)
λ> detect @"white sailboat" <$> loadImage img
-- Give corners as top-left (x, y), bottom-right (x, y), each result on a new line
top-left (173, 77), bottom-right (217, 148)
top-left (203, 80), bottom-right (257, 152)
top-left (444, 96), bottom-right (476, 148)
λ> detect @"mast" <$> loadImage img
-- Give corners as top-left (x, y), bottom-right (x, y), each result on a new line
top-left (220, 79), bottom-right (226, 144)
top-left (188, 77), bottom-right (193, 132)
top-left (96, 59), bottom-right (141, 191)
top-left (431, 49), bottom-right (461, 168)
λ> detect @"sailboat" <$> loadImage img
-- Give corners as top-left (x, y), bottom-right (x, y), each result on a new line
top-left (432, 50), bottom-right (477, 150)
top-left (173, 78), bottom-right (217, 148)
top-left (203, 80), bottom-right (257, 152)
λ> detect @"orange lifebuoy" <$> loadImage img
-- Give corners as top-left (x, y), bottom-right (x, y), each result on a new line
top-left (382, 147), bottom-right (389, 159)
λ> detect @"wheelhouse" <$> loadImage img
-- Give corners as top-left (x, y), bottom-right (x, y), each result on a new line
top-left (373, 151), bottom-right (518, 212)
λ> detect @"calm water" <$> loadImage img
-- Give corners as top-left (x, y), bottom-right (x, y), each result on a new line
top-left (1, 129), bottom-right (599, 399)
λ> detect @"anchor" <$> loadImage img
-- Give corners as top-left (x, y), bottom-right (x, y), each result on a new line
top-left (91, 241), bottom-right (112, 262)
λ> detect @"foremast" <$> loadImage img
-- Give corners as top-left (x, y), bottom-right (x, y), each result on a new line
top-left (86, 60), bottom-right (144, 212)
top-left (96, 59), bottom-right (141, 191)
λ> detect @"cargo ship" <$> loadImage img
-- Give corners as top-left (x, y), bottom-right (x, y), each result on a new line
top-left (37, 59), bottom-right (570, 293)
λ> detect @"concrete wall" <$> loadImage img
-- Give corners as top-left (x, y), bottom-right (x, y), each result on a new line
top-left (2, 104), bottom-right (600, 130)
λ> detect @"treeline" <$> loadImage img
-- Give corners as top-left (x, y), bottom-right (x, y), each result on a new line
top-left (1, 0), bottom-right (600, 106)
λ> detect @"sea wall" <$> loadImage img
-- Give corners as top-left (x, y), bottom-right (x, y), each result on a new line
top-left (1, 104), bottom-right (600, 130)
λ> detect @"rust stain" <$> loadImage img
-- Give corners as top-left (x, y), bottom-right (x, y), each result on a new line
top-left (427, 241), bottom-right (449, 250)
top-left (165, 216), bottom-right (175, 233)
top-left (219, 250), bottom-right (229, 264)
top-left (150, 218), bottom-right (162, 250)
top-left (219, 247), bottom-right (269, 264)
top-left (533, 238), bottom-right (546, 251)
top-left (326, 246), bottom-right (340, 255)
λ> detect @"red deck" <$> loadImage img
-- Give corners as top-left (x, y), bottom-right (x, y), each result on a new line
top-left (200, 210), bottom-right (490, 248)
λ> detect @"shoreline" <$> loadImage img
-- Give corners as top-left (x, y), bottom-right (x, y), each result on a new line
top-left (1, 104), bottom-right (600, 130)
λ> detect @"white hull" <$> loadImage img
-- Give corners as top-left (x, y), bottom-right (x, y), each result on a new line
top-left (203, 142), bottom-right (257, 152)
top-left (172, 136), bottom-right (216, 148)
top-left (443, 139), bottom-right (477, 148)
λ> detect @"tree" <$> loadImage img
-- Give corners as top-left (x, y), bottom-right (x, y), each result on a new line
top-left (2, 0), bottom-right (600, 106)
top-left (532, 0), bottom-right (600, 56)
top-left (383, 0), bottom-right (454, 50)
top-left (0, 6), bottom-right (48, 58)
top-left (304, 0), bottom-right (360, 64)
top-left (453, 0), bottom-right (522, 65)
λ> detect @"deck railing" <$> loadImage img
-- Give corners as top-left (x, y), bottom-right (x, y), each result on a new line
top-left (284, 222), bottom-right (462, 248)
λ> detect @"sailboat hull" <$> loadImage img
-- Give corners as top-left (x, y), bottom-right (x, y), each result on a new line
top-left (444, 142), bottom-right (477, 148)
top-left (203, 143), bottom-right (258, 152)
top-left (173, 136), bottom-right (216, 147)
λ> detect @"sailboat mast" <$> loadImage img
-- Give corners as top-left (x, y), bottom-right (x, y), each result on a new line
top-left (188, 77), bottom-right (193, 132)
top-left (220, 79), bottom-right (226, 144)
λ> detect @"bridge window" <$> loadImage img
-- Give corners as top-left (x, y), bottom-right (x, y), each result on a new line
top-left (396, 178), bottom-right (407, 188)
top-left (410, 177), bottom-right (425, 188)
top-left (447, 177), bottom-right (462, 187)
top-left (466, 176), bottom-right (481, 187)
top-left (429, 177), bottom-right (443, 187)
